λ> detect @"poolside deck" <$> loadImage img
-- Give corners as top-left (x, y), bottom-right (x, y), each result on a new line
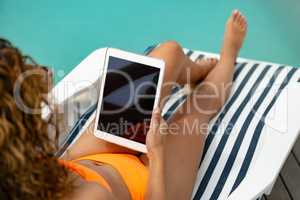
top-left (265, 136), bottom-right (300, 200)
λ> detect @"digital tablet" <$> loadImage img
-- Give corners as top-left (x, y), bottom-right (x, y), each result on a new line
top-left (94, 48), bottom-right (165, 153)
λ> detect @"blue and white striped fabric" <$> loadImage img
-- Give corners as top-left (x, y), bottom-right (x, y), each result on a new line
top-left (188, 54), bottom-right (299, 200)
top-left (58, 47), bottom-right (300, 200)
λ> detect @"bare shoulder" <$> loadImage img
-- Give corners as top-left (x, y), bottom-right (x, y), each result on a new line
top-left (68, 181), bottom-right (116, 200)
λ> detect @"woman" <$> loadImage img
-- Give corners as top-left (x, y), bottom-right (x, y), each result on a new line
top-left (0, 10), bottom-right (247, 200)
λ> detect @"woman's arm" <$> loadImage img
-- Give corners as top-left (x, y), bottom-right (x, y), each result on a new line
top-left (145, 151), bottom-right (166, 200)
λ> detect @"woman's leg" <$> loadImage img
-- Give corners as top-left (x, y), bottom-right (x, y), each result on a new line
top-left (163, 10), bottom-right (248, 199)
top-left (147, 41), bottom-right (217, 108)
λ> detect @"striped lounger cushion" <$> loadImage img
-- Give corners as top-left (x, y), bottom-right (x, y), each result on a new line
top-left (58, 46), bottom-right (300, 200)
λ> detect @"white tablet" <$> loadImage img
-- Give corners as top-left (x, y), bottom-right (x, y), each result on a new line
top-left (94, 48), bottom-right (165, 153)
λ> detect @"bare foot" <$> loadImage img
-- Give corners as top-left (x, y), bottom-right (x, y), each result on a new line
top-left (196, 57), bottom-right (218, 70)
top-left (221, 10), bottom-right (247, 63)
top-left (194, 57), bottom-right (218, 79)
top-left (179, 57), bottom-right (218, 84)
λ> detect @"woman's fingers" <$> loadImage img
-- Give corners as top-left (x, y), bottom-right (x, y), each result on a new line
top-left (146, 107), bottom-right (168, 154)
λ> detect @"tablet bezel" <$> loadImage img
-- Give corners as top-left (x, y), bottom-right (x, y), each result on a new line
top-left (93, 48), bottom-right (165, 153)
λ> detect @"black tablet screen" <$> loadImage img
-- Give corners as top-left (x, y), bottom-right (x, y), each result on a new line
top-left (97, 56), bottom-right (161, 144)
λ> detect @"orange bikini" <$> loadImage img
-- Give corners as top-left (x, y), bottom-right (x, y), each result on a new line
top-left (60, 154), bottom-right (148, 200)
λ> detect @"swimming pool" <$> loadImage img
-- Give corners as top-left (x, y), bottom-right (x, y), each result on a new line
top-left (1, 0), bottom-right (299, 83)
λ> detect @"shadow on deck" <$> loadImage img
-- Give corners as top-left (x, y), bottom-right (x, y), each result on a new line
top-left (265, 136), bottom-right (300, 200)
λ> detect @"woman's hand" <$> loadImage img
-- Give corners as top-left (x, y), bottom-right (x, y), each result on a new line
top-left (145, 108), bottom-right (169, 200)
top-left (146, 108), bottom-right (168, 159)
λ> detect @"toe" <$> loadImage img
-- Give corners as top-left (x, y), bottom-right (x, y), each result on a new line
top-left (212, 58), bottom-right (219, 65)
top-left (240, 15), bottom-right (245, 23)
top-left (242, 16), bottom-right (247, 26)
top-left (233, 10), bottom-right (243, 26)
top-left (237, 13), bottom-right (243, 24)
top-left (196, 58), bottom-right (203, 63)
top-left (240, 15), bottom-right (248, 30)
top-left (204, 58), bottom-right (210, 63)
top-left (239, 16), bottom-right (244, 27)
top-left (208, 58), bottom-right (218, 65)
top-left (232, 10), bottom-right (239, 20)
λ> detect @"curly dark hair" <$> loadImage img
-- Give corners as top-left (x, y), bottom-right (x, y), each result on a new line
top-left (0, 38), bottom-right (73, 199)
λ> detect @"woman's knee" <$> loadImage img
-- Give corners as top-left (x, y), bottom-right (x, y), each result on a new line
top-left (159, 41), bottom-right (184, 57)
top-left (149, 41), bottom-right (185, 73)
top-left (150, 41), bottom-right (183, 58)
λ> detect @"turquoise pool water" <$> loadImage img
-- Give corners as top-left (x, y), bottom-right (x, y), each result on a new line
top-left (1, 0), bottom-right (299, 83)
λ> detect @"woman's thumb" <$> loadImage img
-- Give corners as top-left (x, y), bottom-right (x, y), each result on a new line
top-left (147, 107), bottom-right (165, 153)
top-left (150, 107), bottom-right (161, 132)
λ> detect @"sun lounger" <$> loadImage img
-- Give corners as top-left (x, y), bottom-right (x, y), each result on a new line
top-left (52, 47), bottom-right (300, 200)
